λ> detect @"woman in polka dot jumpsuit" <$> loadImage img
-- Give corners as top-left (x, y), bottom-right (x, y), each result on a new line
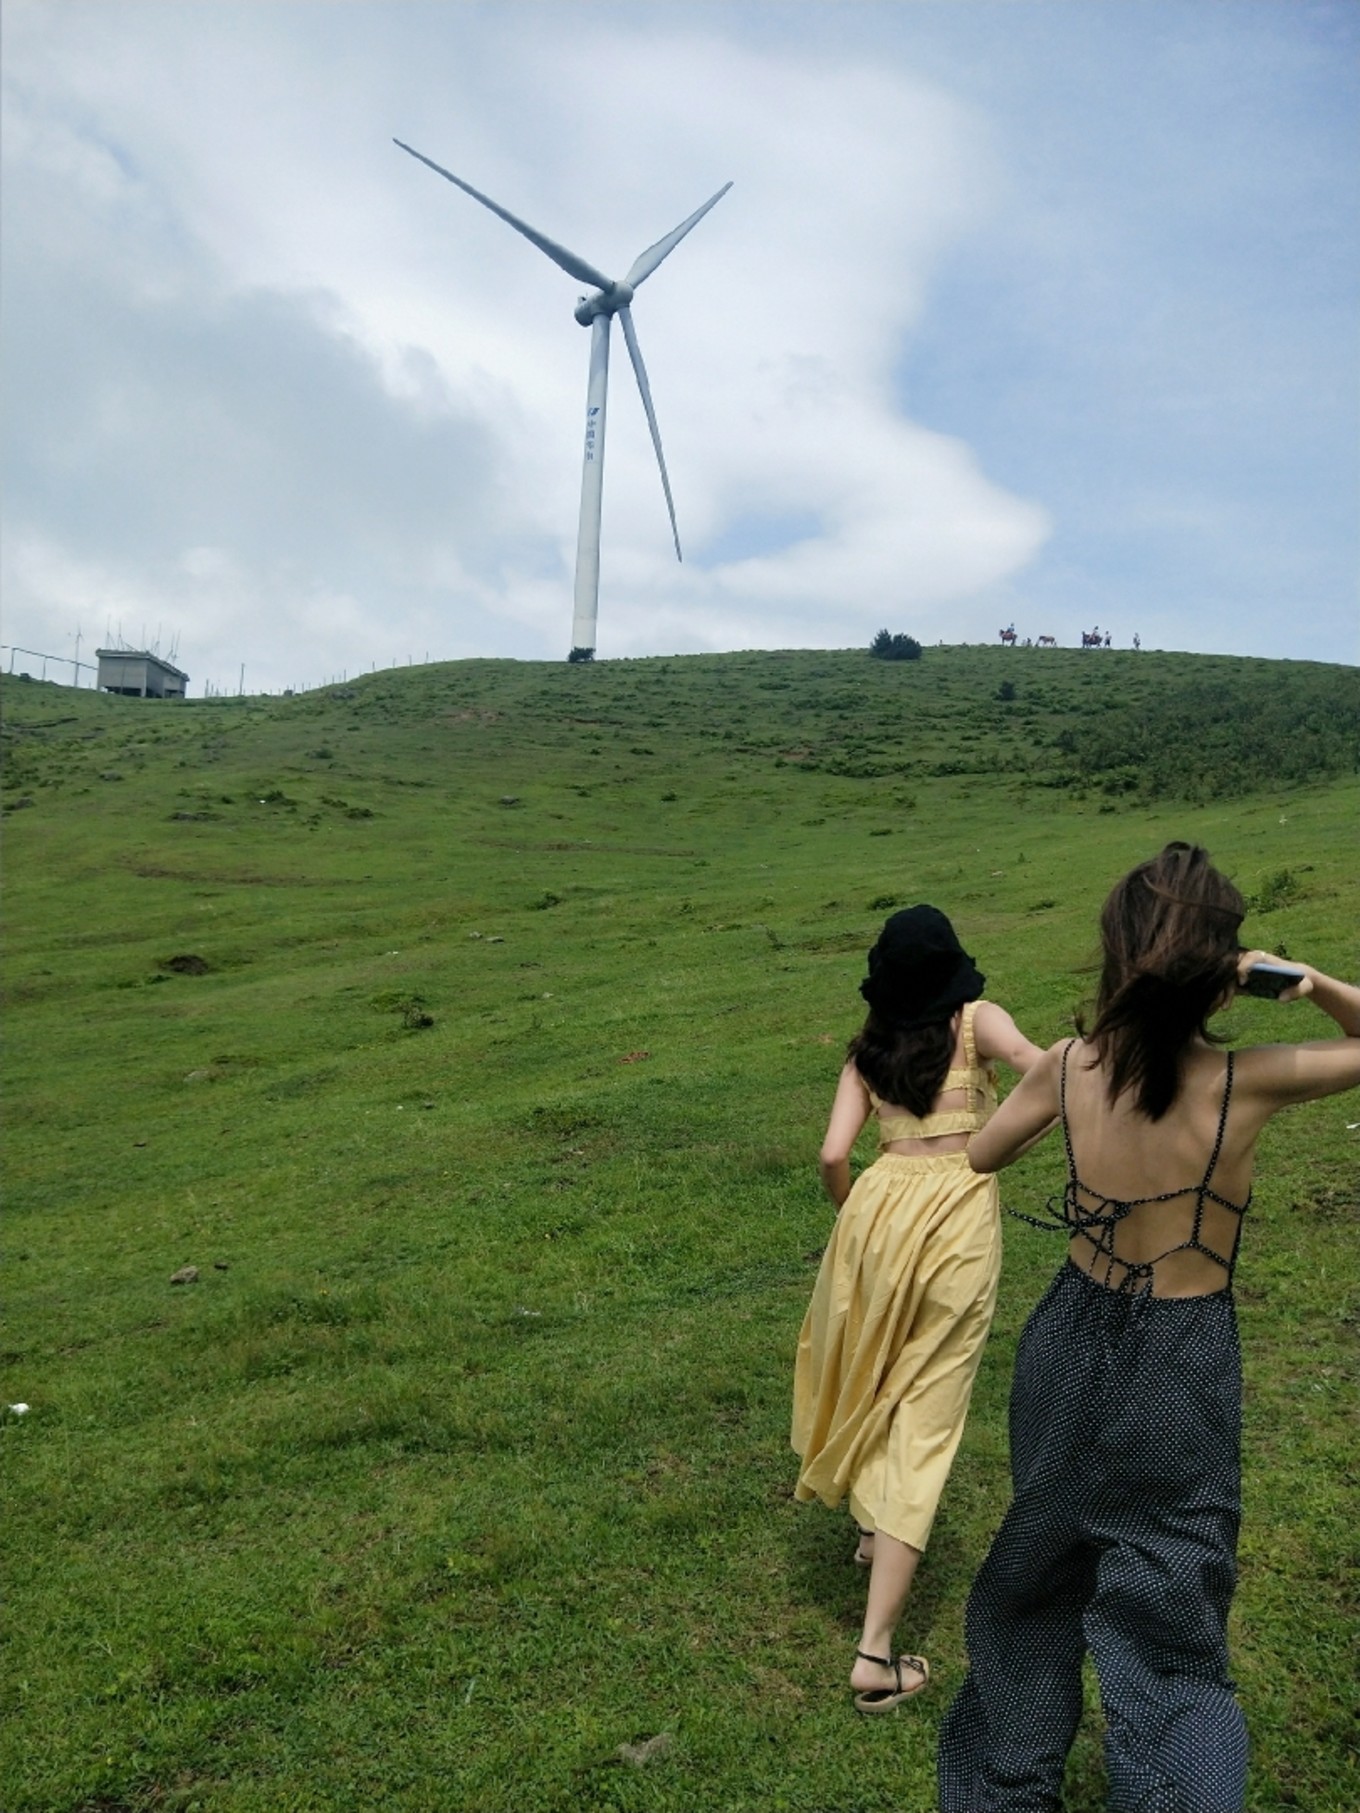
top-left (937, 843), bottom-right (1360, 1812)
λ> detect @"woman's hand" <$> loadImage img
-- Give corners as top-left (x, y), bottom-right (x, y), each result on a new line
top-left (1236, 949), bottom-right (1314, 1003)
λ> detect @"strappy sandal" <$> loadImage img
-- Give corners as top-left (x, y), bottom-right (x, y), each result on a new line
top-left (852, 1649), bottom-right (930, 1714)
top-left (853, 1525), bottom-right (874, 1568)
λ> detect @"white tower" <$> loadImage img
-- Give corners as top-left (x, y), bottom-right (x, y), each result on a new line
top-left (395, 140), bottom-right (730, 659)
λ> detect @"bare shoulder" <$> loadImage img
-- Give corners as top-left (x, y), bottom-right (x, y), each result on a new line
top-left (971, 1000), bottom-right (1012, 1041)
top-left (1000, 1036), bottom-right (1068, 1111)
top-left (972, 1000), bottom-right (1049, 1075)
top-left (1035, 1035), bottom-right (1075, 1087)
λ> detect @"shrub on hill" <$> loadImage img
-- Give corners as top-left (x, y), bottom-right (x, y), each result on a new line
top-left (870, 629), bottom-right (923, 662)
top-left (1047, 666), bottom-right (1360, 801)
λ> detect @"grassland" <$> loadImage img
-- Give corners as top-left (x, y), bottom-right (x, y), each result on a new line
top-left (2, 644), bottom-right (1358, 1812)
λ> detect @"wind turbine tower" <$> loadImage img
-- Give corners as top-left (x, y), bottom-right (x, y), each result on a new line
top-left (395, 140), bottom-right (731, 660)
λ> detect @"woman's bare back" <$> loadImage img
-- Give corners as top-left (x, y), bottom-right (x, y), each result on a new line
top-left (1060, 1038), bottom-right (1254, 1297)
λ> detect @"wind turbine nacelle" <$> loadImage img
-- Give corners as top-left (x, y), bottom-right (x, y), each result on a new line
top-left (574, 282), bottom-right (633, 326)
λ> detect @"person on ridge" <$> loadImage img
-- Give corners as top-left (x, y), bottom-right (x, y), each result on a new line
top-left (791, 906), bottom-right (1044, 1712)
top-left (937, 841), bottom-right (1360, 1811)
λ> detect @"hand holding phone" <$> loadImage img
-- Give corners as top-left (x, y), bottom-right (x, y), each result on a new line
top-left (1240, 960), bottom-right (1308, 1000)
top-left (1236, 948), bottom-right (1309, 1001)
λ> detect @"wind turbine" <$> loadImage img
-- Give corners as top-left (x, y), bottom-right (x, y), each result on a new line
top-left (394, 139), bottom-right (731, 660)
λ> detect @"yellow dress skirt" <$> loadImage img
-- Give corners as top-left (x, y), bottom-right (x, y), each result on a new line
top-left (791, 1149), bottom-right (1001, 1552)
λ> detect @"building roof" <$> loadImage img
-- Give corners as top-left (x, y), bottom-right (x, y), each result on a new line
top-left (96, 649), bottom-right (190, 682)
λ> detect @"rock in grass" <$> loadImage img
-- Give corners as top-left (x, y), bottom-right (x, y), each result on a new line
top-left (169, 1265), bottom-right (200, 1286)
top-left (617, 1732), bottom-right (673, 1767)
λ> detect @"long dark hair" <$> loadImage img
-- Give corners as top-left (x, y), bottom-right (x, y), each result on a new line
top-left (848, 1012), bottom-right (957, 1118)
top-left (1082, 842), bottom-right (1244, 1120)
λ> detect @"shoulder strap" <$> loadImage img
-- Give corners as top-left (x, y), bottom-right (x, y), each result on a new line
top-left (961, 1000), bottom-right (979, 1071)
top-left (1059, 1039), bottom-right (1079, 1179)
top-left (1201, 1052), bottom-right (1234, 1190)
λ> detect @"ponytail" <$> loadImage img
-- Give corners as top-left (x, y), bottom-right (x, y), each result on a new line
top-left (1084, 842), bottom-right (1244, 1120)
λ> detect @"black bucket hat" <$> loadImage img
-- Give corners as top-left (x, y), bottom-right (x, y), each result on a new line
top-left (860, 905), bottom-right (985, 1028)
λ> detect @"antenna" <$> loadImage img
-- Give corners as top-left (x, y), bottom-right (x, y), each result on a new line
top-left (395, 139), bottom-right (730, 659)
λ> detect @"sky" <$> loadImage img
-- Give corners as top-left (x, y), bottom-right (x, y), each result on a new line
top-left (3, 0), bottom-right (1357, 695)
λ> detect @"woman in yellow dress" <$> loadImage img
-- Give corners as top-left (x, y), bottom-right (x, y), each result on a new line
top-left (792, 905), bottom-right (1044, 1712)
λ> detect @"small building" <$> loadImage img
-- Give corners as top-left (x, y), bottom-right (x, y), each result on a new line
top-left (96, 650), bottom-right (190, 699)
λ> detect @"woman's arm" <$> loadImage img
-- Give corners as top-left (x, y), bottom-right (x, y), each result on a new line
top-left (819, 1063), bottom-right (873, 1207)
top-left (1233, 954), bottom-right (1360, 1108)
top-left (973, 1000), bottom-right (1046, 1075)
top-left (968, 1040), bottom-right (1065, 1174)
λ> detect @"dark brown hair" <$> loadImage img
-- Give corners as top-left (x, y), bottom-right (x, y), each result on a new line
top-left (1083, 842), bottom-right (1244, 1120)
top-left (848, 1012), bottom-right (957, 1118)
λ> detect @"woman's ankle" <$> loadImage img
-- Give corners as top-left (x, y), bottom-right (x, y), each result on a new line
top-left (857, 1627), bottom-right (896, 1663)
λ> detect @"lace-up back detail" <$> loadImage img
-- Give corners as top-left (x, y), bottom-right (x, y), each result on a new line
top-left (869, 1001), bottom-right (998, 1146)
top-left (1045, 1041), bottom-right (1249, 1297)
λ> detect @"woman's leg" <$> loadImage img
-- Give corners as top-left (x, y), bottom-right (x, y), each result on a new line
top-left (849, 1532), bottom-right (925, 1695)
top-left (937, 1505), bottom-right (1092, 1811)
top-left (939, 1266), bottom-right (1099, 1809)
top-left (1083, 1298), bottom-right (1246, 1813)
top-left (1083, 1502), bottom-right (1245, 1813)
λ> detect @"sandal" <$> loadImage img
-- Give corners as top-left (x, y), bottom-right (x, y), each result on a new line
top-left (852, 1649), bottom-right (930, 1714)
top-left (853, 1524), bottom-right (874, 1568)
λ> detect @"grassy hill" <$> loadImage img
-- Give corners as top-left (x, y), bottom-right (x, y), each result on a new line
top-left (3, 645), bottom-right (1358, 1812)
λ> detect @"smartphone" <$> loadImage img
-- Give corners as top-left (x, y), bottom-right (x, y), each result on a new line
top-left (1242, 963), bottom-right (1305, 999)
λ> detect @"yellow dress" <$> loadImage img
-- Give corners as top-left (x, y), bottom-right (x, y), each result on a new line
top-left (791, 1000), bottom-right (1001, 1552)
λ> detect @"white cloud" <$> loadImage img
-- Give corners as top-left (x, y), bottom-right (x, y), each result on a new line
top-left (1, 4), bottom-right (1056, 688)
top-left (2, 2), bottom-right (1354, 683)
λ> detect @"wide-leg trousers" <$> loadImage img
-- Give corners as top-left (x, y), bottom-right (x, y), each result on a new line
top-left (938, 1262), bottom-right (1247, 1813)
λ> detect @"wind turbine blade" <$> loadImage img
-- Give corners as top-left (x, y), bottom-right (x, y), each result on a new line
top-left (617, 305), bottom-right (681, 562)
top-left (393, 139), bottom-right (615, 292)
top-left (624, 182), bottom-right (733, 289)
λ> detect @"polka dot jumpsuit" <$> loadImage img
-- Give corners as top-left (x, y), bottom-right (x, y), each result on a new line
top-left (938, 1046), bottom-right (1249, 1813)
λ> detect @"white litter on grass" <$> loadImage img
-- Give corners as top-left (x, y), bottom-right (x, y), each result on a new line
top-left (1346, 1122), bottom-right (1359, 1131)
top-left (7, 1403), bottom-right (29, 1416)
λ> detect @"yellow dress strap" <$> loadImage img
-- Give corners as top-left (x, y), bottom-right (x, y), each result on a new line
top-left (961, 1000), bottom-right (979, 1107)
top-left (961, 999), bottom-right (979, 1068)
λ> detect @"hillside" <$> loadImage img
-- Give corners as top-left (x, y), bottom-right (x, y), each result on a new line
top-left (5, 643), bottom-right (1358, 813)
top-left (2, 645), bottom-right (1358, 1813)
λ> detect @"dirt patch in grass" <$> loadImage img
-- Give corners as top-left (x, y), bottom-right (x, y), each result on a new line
top-left (129, 863), bottom-right (334, 887)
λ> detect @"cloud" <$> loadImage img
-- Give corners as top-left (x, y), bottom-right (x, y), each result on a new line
top-left (3, 2), bottom-right (1354, 683)
top-left (1, 4), bottom-right (1050, 688)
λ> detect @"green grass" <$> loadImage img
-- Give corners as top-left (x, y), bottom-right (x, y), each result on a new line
top-left (2, 645), bottom-right (1358, 1811)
